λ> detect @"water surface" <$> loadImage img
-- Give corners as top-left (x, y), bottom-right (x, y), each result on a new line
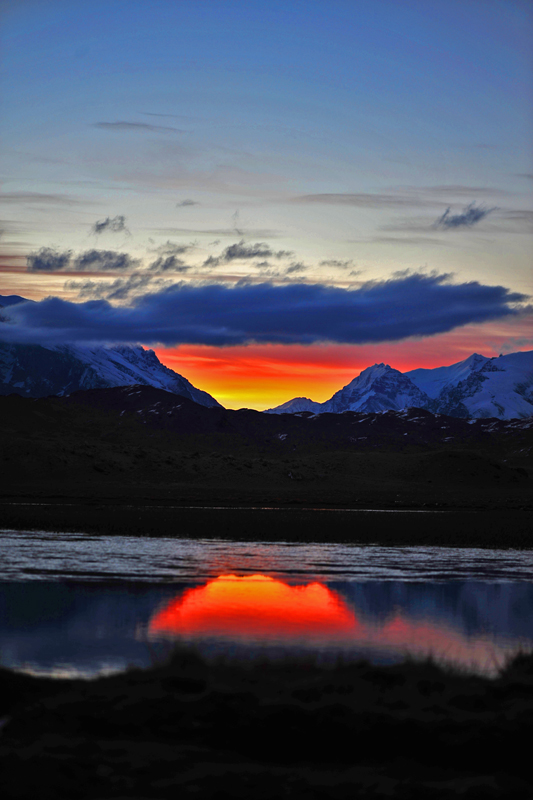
top-left (1, 530), bottom-right (532, 678)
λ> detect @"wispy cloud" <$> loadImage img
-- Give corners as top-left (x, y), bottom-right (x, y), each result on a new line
top-left (27, 247), bottom-right (139, 272)
top-left (66, 273), bottom-right (170, 303)
top-left (293, 192), bottom-right (423, 209)
top-left (155, 227), bottom-right (280, 239)
top-left (91, 215), bottom-right (130, 235)
top-left (5, 273), bottom-right (527, 347)
top-left (320, 259), bottom-right (353, 269)
top-left (150, 240), bottom-right (194, 256)
top-left (27, 248), bottom-right (72, 272)
top-left (93, 121), bottom-right (183, 134)
top-left (285, 262), bottom-right (306, 274)
top-left (434, 202), bottom-right (497, 230)
top-left (0, 192), bottom-right (89, 206)
top-left (203, 239), bottom-right (293, 267)
top-left (147, 255), bottom-right (191, 273)
top-left (294, 186), bottom-right (508, 211)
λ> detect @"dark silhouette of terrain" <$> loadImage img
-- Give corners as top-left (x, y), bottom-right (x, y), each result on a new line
top-left (1, 647), bottom-right (533, 798)
top-left (1, 384), bottom-right (531, 545)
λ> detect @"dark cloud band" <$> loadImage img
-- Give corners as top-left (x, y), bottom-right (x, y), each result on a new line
top-left (3, 274), bottom-right (527, 347)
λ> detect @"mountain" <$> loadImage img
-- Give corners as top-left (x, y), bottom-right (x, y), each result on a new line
top-left (320, 364), bottom-right (431, 414)
top-left (408, 351), bottom-right (533, 420)
top-left (0, 341), bottom-right (222, 407)
top-left (267, 351), bottom-right (533, 420)
top-left (267, 364), bottom-right (431, 416)
top-left (264, 397), bottom-right (322, 414)
top-left (406, 353), bottom-right (489, 398)
top-left (0, 294), bottom-right (221, 406)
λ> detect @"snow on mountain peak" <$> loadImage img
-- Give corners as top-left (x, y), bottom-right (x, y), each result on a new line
top-left (0, 340), bottom-right (222, 407)
top-left (266, 350), bottom-right (533, 419)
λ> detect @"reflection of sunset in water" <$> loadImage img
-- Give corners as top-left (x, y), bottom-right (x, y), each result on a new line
top-left (149, 575), bottom-right (357, 643)
top-left (148, 575), bottom-right (527, 674)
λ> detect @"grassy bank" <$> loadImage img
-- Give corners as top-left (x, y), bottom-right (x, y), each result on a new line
top-left (1, 647), bottom-right (533, 798)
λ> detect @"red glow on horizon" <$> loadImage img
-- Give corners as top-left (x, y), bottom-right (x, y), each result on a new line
top-left (154, 314), bottom-right (532, 409)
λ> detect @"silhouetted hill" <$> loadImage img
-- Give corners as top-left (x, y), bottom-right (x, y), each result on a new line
top-left (1, 386), bottom-right (531, 529)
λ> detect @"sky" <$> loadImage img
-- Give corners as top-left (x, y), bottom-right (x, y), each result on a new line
top-left (1, 0), bottom-right (532, 409)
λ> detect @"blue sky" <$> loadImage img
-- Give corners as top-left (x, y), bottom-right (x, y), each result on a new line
top-left (1, 0), bottom-right (532, 406)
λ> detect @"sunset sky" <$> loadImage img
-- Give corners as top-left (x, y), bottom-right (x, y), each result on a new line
top-left (1, 0), bottom-right (532, 408)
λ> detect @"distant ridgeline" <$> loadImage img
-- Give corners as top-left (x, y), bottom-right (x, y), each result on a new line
top-left (1, 294), bottom-right (532, 420)
top-left (265, 354), bottom-right (533, 421)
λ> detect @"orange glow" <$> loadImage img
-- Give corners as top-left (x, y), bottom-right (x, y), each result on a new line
top-left (149, 575), bottom-right (357, 643)
top-left (147, 575), bottom-right (527, 673)
top-left (154, 314), bottom-right (533, 409)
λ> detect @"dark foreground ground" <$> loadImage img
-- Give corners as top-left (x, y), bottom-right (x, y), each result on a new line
top-left (1, 648), bottom-right (533, 799)
top-left (1, 386), bottom-right (532, 546)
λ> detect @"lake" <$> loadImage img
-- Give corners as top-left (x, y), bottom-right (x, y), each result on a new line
top-left (2, 529), bottom-right (533, 678)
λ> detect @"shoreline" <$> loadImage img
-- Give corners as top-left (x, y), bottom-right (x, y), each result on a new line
top-left (1, 499), bottom-right (532, 547)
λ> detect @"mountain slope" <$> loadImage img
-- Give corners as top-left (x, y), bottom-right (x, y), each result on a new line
top-left (433, 351), bottom-right (533, 419)
top-left (0, 341), bottom-right (222, 407)
top-left (267, 351), bottom-right (533, 420)
top-left (264, 397), bottom-right (322, 414)
top-left (321, 364), bottom-right (431, 414)
top-left (406, 353), bottom-right (490, 399)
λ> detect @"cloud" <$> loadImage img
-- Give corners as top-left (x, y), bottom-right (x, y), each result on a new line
top-left (93, 121), bottom-right (183, 134)
top-left (294, 192), bottom-right (421, 208)
top-left (294, 187), bottom-right (507, 211)
top-left (66, 272), bottom-right (169, 302)
top-left (26, 247), bottom-right (138, 272)
top-left (285, 262), bottom-right (306, 274)
top-left (148, 255), bottom-right (190, 273)
top-left (91, 215), bottom-right (130, 235)
top-left (320, 259), bottom-right (353, 269)
top-left (203, 239), bottom-right (293, 267)
top-left (176, 199), bottom-right (198, 207)
top-left (151, 240), bottom-right (194, 256)
top-left (434, 203), bottom-right (496, 230)
top-left (4, 273), bottom-right (527, 347)
top-left (155, 227), bottom-right (280, 238)
top-left (0, 192), bottom-right (88, 206)
top-left (74, 250), bottom-right (138, 271)
top-left (27, 247), bottom-right (72, 272)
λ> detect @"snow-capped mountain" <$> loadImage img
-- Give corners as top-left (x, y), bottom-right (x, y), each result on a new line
top-left (267, 364), bottom-right (431, 416)
top-left (266, 351), bottom-right (533, 420)
top-left (321, 364), bottom-right (431, 414)
top-left (0, 342), bottom-right (222, 407)
top-left (264, 397), bottom-right (323, 414)
top-left (422, 351), bottom-right (533, 420)
top-left (406, 353), bottom-right (490, 399)
top-left (0, 293), bottom-right (221, 405)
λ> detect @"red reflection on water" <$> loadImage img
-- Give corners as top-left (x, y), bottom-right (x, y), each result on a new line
top-left (149, 574), bottom-right (358, 643)
top-left (147, 574), bottom-right (524, 674)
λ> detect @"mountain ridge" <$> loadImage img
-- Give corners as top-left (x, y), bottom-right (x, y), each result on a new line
top-left (266, 351), bottom-right (533, 420)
